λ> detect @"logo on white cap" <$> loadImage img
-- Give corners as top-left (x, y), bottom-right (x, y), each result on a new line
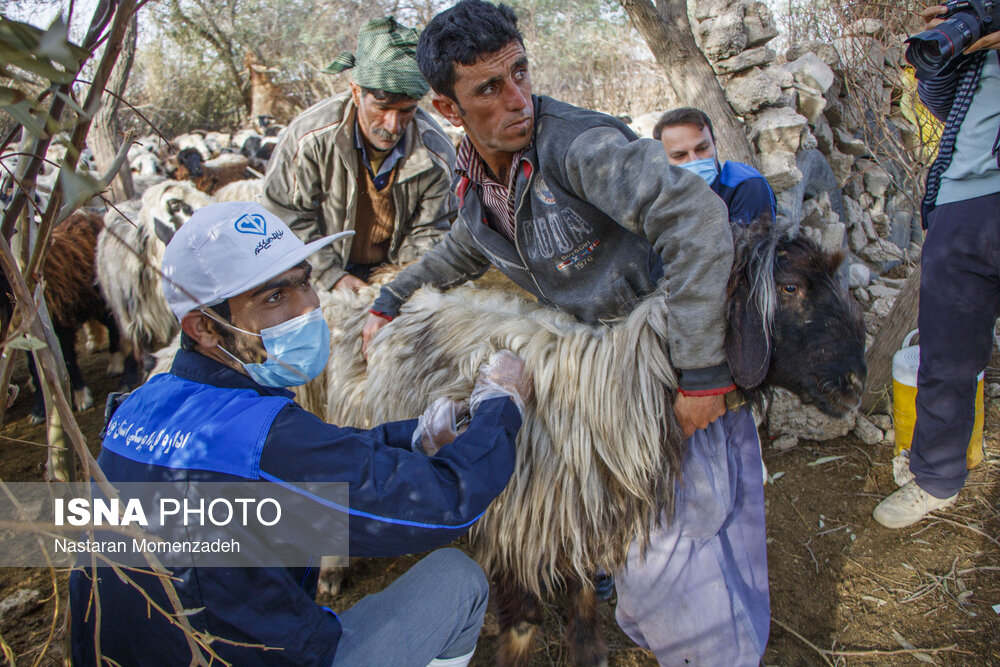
top-left (235, 213), bottom-right (268, 236)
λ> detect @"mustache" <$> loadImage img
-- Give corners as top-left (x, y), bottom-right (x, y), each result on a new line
top-left (371, 127), bottom-right (401, 142)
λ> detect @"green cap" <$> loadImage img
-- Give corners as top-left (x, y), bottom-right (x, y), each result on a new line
top-left (324, 16), bottom-right (429, 100)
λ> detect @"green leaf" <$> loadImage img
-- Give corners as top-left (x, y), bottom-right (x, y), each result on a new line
top-left (6, 334), bottom-right (46, 351)
top-left (0, 86), bottom-right (25, 105)
top-left (2, 98), bottom-right (46, 138)
top-left (58, 167), bottom-right (103, 211)
top-left (37, 17), bottom-right (87, 71)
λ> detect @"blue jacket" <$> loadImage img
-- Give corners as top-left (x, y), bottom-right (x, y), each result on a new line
top-left (70, 349), bottom-right (521, 666)
top-left (710, 161), bottom-right (776, 226)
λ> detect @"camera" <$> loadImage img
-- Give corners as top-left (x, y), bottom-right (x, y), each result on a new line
top-left (905, 0), bottom-right (999, 79)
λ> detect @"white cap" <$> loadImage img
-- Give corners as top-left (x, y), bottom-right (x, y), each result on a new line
top-left (161, 202), bottom-right (353, 321)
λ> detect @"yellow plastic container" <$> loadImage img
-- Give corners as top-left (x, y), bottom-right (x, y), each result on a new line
top-left (892, 330), bottom-right (984, 469)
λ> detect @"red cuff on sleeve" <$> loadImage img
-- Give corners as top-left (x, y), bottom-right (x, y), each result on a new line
top-left (678, 384), bottom-right (736, 397)
top-left (368, 309), bottom-right (394, 322)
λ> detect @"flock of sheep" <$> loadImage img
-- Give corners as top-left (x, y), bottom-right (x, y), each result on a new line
top-left (1, 121), bottom-right (284, 421)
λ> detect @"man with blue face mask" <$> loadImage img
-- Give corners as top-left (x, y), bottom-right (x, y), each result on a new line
top-left (654, 108), bottom-right (776, 226)
top-left (69, 201), bottom-right (533, 666)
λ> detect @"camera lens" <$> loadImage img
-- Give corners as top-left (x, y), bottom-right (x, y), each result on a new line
top-left (905, 11), bottom-right (982, 79)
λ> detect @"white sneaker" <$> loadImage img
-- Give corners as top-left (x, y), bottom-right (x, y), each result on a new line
top-left (873, 480), bottom-right (958, 529)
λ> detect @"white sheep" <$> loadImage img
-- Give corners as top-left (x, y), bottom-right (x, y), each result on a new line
top-left (97, 180), bottom-right (213, 387)
top-left (213, 179), bottom-right (262, 203)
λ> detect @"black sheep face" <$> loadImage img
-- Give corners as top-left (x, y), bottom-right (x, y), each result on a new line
top-left (766, 240), bottom-right (866, 417)
top-left (177, 148), bottom-right (204, 177)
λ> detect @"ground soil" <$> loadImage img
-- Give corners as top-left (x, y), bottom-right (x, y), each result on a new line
top-left (0, 301), bottom-right (997, 666)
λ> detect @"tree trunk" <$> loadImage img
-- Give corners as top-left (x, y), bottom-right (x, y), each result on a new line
top-left (619, 0), bottom-right (756, 166)
top-left (90, 16), bottom-right (137, 203)
top-left (861, 264), bottom-right (921, 413)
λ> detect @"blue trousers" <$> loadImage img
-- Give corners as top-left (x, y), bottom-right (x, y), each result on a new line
top-left (912, 191), bottom-right (1000, 498)
top-left (331, 548), bottom-right (487, 666)
top-left (614, 408), bottom-right (769, 666)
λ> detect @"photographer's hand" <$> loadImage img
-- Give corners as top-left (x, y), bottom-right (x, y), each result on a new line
top-left (920, 4), bottom-right (947, 28)
top-left (965, 31), bottom-right (1000, 53)
top-left (922, 3), bottom-right (1000, 53)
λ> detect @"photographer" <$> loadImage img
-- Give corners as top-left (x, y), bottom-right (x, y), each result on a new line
top-left (873, 3), bottom-right (999, 528)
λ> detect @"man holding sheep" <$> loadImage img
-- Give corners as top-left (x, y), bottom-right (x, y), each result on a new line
top-left (360, 1), bottom-right (770, 664)
top-left (69, 202), bottom-right (532, 666)
top-left (262, 16), bottom-right (457, 292)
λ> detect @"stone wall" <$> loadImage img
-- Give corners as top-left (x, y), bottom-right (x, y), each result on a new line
top-left (651, 0), bottom-right (926, 444)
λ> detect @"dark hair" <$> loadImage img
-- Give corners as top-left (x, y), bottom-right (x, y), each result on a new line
top-left (179, 299), bottom-right (231, 351)
top-left (652, 108), bottom-right (715, 142)
top-left (360, 86), bottom-right (418, 105)
top-left (416, 0), bottom-right (524, 101)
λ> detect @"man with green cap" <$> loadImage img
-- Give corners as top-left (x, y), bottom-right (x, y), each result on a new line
top-left (262, 16), bottom-right (457, 292)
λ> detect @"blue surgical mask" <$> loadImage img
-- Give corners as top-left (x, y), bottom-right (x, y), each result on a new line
top-left (679, 157), bottom-right (720, 184)
top-left (205, 307), bottom-right (330, 387)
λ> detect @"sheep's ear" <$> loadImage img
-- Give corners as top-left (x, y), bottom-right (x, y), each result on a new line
top-left (153, 217), bottom-right (176, 245)
top-left (725, 281), bottom-right (771, 390)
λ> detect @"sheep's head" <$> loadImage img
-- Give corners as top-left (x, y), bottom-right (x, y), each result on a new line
top-left (726, 221), bottom-right (866, 417)
top-left (141, 180), bottom-right (212, 246)
top-left (173, 147), bottom-right (204, 179)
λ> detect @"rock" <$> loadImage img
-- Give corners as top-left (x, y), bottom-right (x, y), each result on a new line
top-left (869, 414), bottom-right (892, 431)
top-left (871, 212), bottom-right (892, 237)
top-left (714, 45), bottom-right (776, 75)
top-left (848, 224), bottom-right (868, 253)
top-left (726, 68), bottom-right (784, 115)
top-left (860, 238), bottom-right (904, 271)
top-left (870, 296), bottom-right (894, 319)
top-left (813, 114), bottom-right (834, 154)
top-left (772, 434), bottom-right (799, 451)
top-left (768, 388), bottom-right (856, 441)
top-left (796, 87), bottom-right (827, 124)
top-left (861, 210), bottom-right (878, 240)
top-left (889, 211), bottom-right (913, 250)
top-left (853, 414), bottom-right (884, 445)
top-left (824, 96), bottom-right (845, 127)
top-left (744, 1), bottom-right (779, 47)
top-left (868, 283), bottom-right (900, 300)
top-left (827, 147), bottom-right (854, 186)
top-left (751, 107), bottom-right (808, 153)
top-left (785, 41), bottom-right (842, 70)
top-left (835, 35), bottom-right (887, 69)
top-left (783, 53), bottom-right (836, 94)
top-left (699, 13), bottom-right (748, 60)
top-left (848, 262), bottom-right (871, 288)
top-left (821, 222), bottom-right (846, 254)
top-left (853, 286), bottom-right (870, 304)
top-left (758, 150), bottom-right (802, 192)
top-left (688, 0), bottom-right (740, 21)
top-left (852, 18), bottom-right (884, 35)
top-left (862, 164), bottom-right (891, 199)
top-left (884, 428), bottom-right (895, 444)
top-left (986, 383), bottom-right (1000, 399)
top-left (0, 589), bottom-right (41, 625)
top-left (800, 128), bottom-right (818, 151)
top-left (835, 128), bottom-right (869, 156)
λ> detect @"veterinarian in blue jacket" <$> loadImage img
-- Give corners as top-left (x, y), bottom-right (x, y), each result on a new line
top-left (654, 107), bottom-right (777, 226)
top-left (69, 202), bottom-right (531, 666)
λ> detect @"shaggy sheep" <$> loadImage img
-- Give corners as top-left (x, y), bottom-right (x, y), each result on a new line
top-left (213, 179), bottom-right (262, 203)
top-left (297, 219), bottom-right (866, 665)
top-left (170, 148), bottom-right (253, 195)
top-left (96, 180), bottom-right (213, 388)
top-left (171, 132), bottom-right (211, 161)
top-left (0, 211), bottom-right (123, 423)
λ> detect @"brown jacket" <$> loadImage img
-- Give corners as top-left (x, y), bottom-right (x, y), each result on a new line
top-left (262, 93), bottom-right (457, 288)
